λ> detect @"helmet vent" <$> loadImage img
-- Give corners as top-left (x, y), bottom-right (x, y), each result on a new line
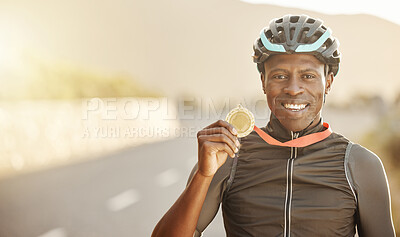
top-left (333, 50), bottom-right (339, 57)
top-left (289, 27), bottom-right (296, 41)
top-left (306, 18), bottom-right (315, 24)
top-left (297, 29), bottom-right (311, 43)
top-left (290, 16), bottom-right (300, 23)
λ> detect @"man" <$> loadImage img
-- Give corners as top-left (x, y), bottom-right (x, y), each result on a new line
top-left (152, 14), bottom-right (396, 237)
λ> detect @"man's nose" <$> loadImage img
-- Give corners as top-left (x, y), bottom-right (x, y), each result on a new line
top-left (283, 78), bottom-right (304, 96)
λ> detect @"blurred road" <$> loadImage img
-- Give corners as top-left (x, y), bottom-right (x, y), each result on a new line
top-left (0, 136), bottom-right (225, 237)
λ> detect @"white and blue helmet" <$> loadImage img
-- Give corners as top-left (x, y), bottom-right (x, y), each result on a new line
top-left (253, 14), bottom-right (341, 76)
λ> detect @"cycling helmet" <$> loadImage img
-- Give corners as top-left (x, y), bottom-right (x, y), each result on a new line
top-left (253, 14), bottom-right (341, 76)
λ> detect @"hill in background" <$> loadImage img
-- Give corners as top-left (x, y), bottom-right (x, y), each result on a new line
top-left (0, 0), bottom-right (399, 102)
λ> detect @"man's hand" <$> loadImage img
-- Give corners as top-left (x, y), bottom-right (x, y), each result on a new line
top-left (197, 120), bottom-right (240, 177)
top-left (152, 120), bottom-right (239, 237)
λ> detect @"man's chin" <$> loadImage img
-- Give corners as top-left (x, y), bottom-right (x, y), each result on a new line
top-left (275, 116), bottom-right (313, 133)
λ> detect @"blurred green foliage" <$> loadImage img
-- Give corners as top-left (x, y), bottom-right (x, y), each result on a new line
top-left (31, 64), bottom-right (162, 99)
top-left (2, 63), bottom-right (162, 100)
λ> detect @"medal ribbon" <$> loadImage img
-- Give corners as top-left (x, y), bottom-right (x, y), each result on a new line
top-left (253, 123), bottom-right (332, 148)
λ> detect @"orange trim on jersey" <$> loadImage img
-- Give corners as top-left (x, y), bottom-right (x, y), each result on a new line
top-left (253, 123), bottom-right (332, 148)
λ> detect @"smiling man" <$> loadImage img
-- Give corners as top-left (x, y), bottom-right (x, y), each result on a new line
top-left (261, 54), bottom-right (330, 132)
top-left (152, 14), bottom-right (396, 237)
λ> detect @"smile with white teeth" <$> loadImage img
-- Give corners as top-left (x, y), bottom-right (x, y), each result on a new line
top-left (283, 103), bottom-right (308, 111)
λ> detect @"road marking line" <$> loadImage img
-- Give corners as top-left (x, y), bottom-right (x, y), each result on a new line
top-left (37, 228), bottom-right (67, 237)
top-left (155, 168), bottom-right (180, 187)
top-left (107, 189), bottom-right (140, 212)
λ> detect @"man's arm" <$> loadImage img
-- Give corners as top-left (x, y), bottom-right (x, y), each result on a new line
top-left (151, 170), bottom-right (213, 237)
top-left (348, 144), bottom-right (396, 236)
top-left (151, 120), bottom-right (240, 237)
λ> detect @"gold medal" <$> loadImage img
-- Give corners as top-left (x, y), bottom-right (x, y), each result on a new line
top-left (225, 104), bottom-right (255, 138)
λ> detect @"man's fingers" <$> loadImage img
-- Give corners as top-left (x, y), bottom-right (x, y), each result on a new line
top-left (197, 127), bottom-right (240, 147)
top-left (203, 141), bottom-right (236, 158)
top-left (203, 120), bottom-right (238, 136)
top-left (198, 134), bottom-right (239, 154)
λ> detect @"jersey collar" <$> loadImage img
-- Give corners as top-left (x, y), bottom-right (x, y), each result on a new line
top-left (255, 114), bottom-right (331, 147)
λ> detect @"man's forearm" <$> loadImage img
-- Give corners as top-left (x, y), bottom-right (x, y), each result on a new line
top-left (151, 171), bottom-right (213, 237)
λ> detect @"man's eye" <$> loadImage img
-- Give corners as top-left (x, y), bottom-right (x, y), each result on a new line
top-left (273, 75), bottom-right (287, 80)
top-left (303, 74), bottom-right (315, 79)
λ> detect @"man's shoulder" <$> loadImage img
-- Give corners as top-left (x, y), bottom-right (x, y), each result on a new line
top-left (346, 142), bottom-right (384, 171)
top-left (326, 132), bottom-right (384, 170)
top-left (330, 131), bottom-right (350, 141)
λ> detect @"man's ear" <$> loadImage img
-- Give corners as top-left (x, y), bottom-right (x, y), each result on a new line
top-left (325, 72), bottom-right (334, 95)
top-left (260, 72), bottom-right (266, 94)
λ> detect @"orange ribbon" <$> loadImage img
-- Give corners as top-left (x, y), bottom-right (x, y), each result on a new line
top-left (253, 123), bottom-right (332, 148)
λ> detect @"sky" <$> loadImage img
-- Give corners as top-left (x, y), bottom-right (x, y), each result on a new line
top-left (241, 0), bottom-right (400, 25)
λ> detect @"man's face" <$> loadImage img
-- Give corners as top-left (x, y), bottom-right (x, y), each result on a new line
top-left (261, 54), bottom-right (333, 132)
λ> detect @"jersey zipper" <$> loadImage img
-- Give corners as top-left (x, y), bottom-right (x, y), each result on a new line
top-left (284, 131), bottom-right (299, 237)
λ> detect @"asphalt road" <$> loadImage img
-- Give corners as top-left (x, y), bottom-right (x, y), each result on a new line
top-left (0, 136), bottom-right (226, 237)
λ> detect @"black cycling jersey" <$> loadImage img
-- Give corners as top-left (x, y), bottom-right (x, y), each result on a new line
top-left (188, 115), bottom-right (395, 237)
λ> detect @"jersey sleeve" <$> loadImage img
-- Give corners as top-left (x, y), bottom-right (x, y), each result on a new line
top-left (187, 157), bottom-right (234, 237)
top-left (347, 143), bottom-right (396, 236)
